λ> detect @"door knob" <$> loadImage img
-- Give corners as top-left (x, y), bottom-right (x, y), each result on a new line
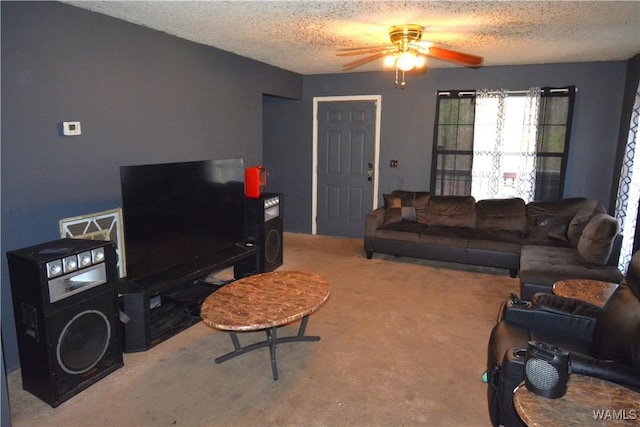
top-left (367, 162), bottom-right (374, 182)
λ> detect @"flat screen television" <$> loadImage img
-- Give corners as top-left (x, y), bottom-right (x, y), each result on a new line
top-left (119, 158), bottom-right (246, 287)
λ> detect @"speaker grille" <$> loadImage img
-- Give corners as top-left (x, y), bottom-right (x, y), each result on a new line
top-left (265, 228), bottom-right (281, 264)
top-left (57, 310), bottom-right (111, 374)
top-left (524, 341), bottom-right (570, 399)
top-left (525, 358), bottom-right (559, 390)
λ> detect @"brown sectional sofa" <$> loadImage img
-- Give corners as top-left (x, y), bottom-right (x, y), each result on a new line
top-left (364, 190), bottom-right (624, 299)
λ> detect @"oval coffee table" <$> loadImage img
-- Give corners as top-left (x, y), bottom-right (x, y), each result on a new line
top-left (200, 270), bottom-right (331, 380)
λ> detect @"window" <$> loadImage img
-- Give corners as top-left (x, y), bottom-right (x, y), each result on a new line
top-left (431, 87), bottom-right (576, 201)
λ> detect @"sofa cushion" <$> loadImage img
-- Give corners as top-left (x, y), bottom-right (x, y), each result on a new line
top-left (567, 200), bottom-right (607, 247)
top-left (418, 226), bottom-right (472, 248)
top-left (426, 195), bottom-right (476, 228)
top-left (519, 245), bottom-right (624, 287)
top-left (476, 198), bottom-right (527, 235)
top-left (520, 237), bottom-right (572, 248)
top-left (375, 222), bottom-right (426, 242)
top-left (469, 229), bottom-right (523, 254)
top-left (526, 198), bottom-right (588, 240)
top-left (577, 213), bottom-right (620, 265)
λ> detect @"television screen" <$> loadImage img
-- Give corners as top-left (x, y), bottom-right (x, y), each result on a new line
top-left (120, 158), bottom-right (246, 286)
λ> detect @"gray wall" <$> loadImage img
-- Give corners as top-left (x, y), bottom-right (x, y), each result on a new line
top-left (1, 2), bottom-right (302, 371)
top-left (263, 97), bottom-right (310, 232)
top-left (264, 62), bottom-right (628, 232)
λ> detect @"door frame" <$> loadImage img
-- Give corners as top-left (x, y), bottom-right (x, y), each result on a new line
top-left (312, 95), bottom-right (382, 235)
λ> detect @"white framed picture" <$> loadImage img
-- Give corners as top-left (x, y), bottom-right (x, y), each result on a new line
top-left (59, 208), bottom-right (127, 278)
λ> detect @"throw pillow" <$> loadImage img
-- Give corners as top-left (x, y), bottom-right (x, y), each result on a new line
top-left (567, 200), bottom-right (606, 247)
top-left (391, 190), bottom-right (430, 224)
top-left (526, 198), bottom-right (588, 240)
top-left (534, 215), bottom-right (572, 243)
top-left (383, 194), bottom-right (417, 224)
top-left (577, 213), bottom-right (620, 265)
top-left (546, 222), bottom-right (570, 243)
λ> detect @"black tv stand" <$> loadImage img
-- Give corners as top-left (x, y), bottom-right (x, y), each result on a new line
top-left (117, 246), bottom-right (258, 353)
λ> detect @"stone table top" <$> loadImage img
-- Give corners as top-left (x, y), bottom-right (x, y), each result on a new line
top-left (200, 270), bottom-right (331, 331)
top-left (552, 279), bottom-right (619, 307)
top-left (514, 374), bottom-right (639, 426)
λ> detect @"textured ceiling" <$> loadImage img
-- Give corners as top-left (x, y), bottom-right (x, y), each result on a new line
top-left (65, 1), bottom-right (640, 75)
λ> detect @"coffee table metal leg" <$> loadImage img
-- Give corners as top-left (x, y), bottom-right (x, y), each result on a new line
top-left (266, 327), bottom-right (278, 380)
top-left (230, 331), bottom-right (242, 351)
top-left (214, 315), bottom-right (321, 380)
top-left (297, 315), bottom-right (309, 336)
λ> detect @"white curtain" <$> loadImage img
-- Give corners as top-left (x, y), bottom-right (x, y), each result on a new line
top-left (514, 88), bottom-right (540, 202)
top-left (472, 89), bottom-right (506, 200)
top-left (471, 88), bottom-right (540, 202)
top-left (615, 81), bottom-right (640, 273)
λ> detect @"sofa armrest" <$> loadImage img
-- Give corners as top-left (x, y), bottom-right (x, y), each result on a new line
top-left (570, 352), bottom-right (640, 391)
top-left (501, 298), bottom-right (597, 343)
top-left (365, 207), bottom-right (386, 237)
top-left (531, 293), bottom-right (602, 319)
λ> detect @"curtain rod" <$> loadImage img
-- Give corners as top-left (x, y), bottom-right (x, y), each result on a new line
top-left (438, 88), bottom-right (577, 97)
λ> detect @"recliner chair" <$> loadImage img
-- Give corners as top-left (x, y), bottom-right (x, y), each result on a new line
top-left (486, 251), bottom-right (640, 426)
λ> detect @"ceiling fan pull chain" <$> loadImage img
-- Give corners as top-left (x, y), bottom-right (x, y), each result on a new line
top-left (394, 66), bottom-right (406, 90)
top-left (394, 66), bottom-right (399, 88)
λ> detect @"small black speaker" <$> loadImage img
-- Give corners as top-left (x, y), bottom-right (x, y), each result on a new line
top-left (245, 193), bottom-right (283, 272)
top-left (524, 341), bottom-right (570, 399)
top-left (7, 238), bottom-right (123, 407)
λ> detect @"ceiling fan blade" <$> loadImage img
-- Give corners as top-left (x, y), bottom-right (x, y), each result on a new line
top-left (336, 46), bottom-right (395, 57)
top-left (426, 46), bottom-right (483, 67)
top-left (342, 52), bottom-right (388, 71)
top-left (337, 44), bottom-right (394, 52)
top-left (407, 65), bottom-right (428, 76)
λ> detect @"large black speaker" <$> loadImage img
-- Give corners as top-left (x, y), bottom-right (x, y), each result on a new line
top-left (245, 193), bottom-right (283, 272)
top-left (7, 238), bottom-right (123, 407)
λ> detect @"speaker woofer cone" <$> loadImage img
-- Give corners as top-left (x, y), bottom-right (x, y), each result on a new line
top-left (57, 310), bottom-right (111, 374)
top-left (265, 228), bottom-right (281, 264)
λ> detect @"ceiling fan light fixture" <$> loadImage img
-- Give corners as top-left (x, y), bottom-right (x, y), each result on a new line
top-left (383, 54), bottom-right (397, 68)
top-left (338, 23), bottom-right (483, 89)
top-left (397, 52), bottom-right (417, 71)
top-left (389, 24), bottom-right (424, 47)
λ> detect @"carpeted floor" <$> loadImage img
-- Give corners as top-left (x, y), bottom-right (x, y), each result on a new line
top-left (7, 232), bottom-right (518, 426)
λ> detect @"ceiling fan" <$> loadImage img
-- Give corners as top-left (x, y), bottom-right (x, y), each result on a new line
top-left (337, 24), bottom-right (483, 88)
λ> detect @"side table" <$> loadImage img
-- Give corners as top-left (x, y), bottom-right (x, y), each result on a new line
top-left (514, 374), bottom-right (639, 426)
top-left (552, 279), bottom-right (619, 307)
